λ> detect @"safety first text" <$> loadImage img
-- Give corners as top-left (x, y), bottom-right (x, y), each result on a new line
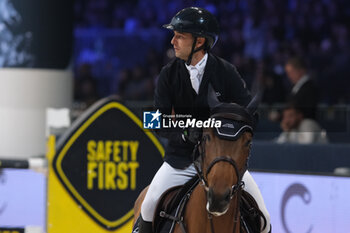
top-left (86, 140), bottom-right (139, 190)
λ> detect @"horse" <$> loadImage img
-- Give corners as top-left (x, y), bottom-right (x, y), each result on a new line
top-left (133, 90), bottom-right (263, 233)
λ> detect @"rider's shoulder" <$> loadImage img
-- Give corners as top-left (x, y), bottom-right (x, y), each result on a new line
top-left (163, 57), bottom-right (183, 70)
top-left (159, 58), bottom-right (185, 78)
top-left (210, 54), bottom-right (237, 70)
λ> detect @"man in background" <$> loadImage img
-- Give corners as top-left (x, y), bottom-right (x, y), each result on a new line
top-left (284, 57), bottom-right (318, 119)
top-left (276, 104), bottom-right (328, 144)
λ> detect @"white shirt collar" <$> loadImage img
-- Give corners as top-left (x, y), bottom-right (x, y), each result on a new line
top-left (292, 74), bottom-right (309, 94)
top-left (185, 53), bottom-right (208, 78)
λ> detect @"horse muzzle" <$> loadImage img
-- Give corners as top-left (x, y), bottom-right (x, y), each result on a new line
top-left (206, 187), bottom-right (231, 216)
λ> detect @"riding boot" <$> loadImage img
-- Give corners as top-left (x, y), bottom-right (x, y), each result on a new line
top-left (139, 216), bottom-right (153, 233)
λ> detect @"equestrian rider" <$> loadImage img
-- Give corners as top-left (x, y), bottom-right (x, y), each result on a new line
top-left (139, 7), bottom-right (271, 233)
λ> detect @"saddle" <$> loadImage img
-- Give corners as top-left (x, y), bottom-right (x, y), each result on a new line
top-left (153, 176), bottom-right (199, 233)
top-left (148, 176), bottom-right (266, 233)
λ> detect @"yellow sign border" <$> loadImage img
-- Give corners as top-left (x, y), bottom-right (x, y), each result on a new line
top-left (55, 102), bottom-right (164, 228)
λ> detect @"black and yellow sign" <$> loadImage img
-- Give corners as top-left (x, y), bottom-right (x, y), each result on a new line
top-left (50, 97), bottom-right (163, 231)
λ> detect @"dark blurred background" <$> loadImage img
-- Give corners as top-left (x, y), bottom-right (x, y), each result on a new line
top-left (72, 0), bottom-right (350, 143)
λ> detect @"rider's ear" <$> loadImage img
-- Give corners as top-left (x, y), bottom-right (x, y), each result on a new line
top-left (196, 37), bottom-right (206, 48)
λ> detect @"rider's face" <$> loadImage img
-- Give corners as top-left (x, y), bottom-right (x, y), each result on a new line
top-left (171, 31), bottom-right (194, 60)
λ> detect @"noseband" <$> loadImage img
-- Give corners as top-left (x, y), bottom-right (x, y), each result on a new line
top-left (206, 156), bottom-right (246, 197)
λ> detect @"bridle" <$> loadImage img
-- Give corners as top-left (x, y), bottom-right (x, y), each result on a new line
top-left (192, 111), bottom-right (253, 195)
top-left (191, 111), bottom-right (253, 233)
top-left (192, 136), bottom-right (247, 199)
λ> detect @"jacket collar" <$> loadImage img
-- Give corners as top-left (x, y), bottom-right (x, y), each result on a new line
top-left (198, 53), bottom-right (216, 95)
top-left (178, 53), bottom-right (216, 96)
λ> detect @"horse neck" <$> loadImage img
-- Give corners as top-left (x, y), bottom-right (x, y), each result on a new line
top-left (184, 186), bottom-right (241, 233)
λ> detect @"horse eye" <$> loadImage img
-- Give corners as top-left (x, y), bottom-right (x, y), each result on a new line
top-left (203, 134), bottom-right (210, 142)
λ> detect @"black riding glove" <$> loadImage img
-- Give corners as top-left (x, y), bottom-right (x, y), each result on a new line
top-left (182, 127), bottom-right (202, 144)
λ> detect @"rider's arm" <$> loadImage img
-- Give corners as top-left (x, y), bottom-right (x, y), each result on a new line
top-left (154, 66), bottom-right (186, 144)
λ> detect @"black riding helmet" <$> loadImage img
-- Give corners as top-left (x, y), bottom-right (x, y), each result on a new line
top-left (163, 7), bottom-right (220, 65)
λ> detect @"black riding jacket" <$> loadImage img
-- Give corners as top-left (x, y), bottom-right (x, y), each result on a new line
top-left (154, 53), bottom-right (251, 169)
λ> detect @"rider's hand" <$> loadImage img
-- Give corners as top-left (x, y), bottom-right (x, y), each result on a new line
top-left (182, 127), bottom-right (202, 144)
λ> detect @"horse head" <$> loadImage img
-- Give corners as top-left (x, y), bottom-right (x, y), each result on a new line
top-left (195, 86), bottom-right (258, 217)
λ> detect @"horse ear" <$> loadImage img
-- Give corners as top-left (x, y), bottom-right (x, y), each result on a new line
top-left (207, 84), bottom-right (221, 109)
top-left (246, 91), bottom-right (262, 115)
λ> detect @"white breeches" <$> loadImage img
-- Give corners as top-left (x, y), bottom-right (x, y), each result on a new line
top-left (141, 162), bottom-right (196, 221)
top-left (242, 171), bottom-right (271, 233)
top-left (140, 162), bottom-right (270, 233)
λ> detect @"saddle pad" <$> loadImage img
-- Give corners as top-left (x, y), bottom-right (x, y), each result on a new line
top-left (154, 176), bottom-right (199, 233)
top-left (240, 190), bottom-right (266, 233)
top-left (214, 118), bottom-right (253, 141)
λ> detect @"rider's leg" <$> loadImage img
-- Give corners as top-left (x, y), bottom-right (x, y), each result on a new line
top-left (140, 162), bottom-right (196, 232)
top-left (242, 171), bottom-right (271, 233)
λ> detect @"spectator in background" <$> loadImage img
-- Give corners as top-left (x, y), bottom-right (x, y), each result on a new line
top-left (276, 104), bottom-right (328, 144)
top-left (115, 68), bottom-right (131, 97)
top-left (242, 6), bottom-right (267, 60)
top-left (285, 57), bottom-right (318, 119)
top-left (117, 66), bottom-right (154, 100)
top-left (251, 64), bottom-right (286, 105)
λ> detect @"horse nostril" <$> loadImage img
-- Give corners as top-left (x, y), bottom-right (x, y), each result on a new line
top-left (208, 188), bottom-right (231, 206)
top-left (224, 189), bottom-right (231, 202)
top-left (206, 188), bottom-right (232, 215)
top-left (207, 188), bottom-right (214, 203)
